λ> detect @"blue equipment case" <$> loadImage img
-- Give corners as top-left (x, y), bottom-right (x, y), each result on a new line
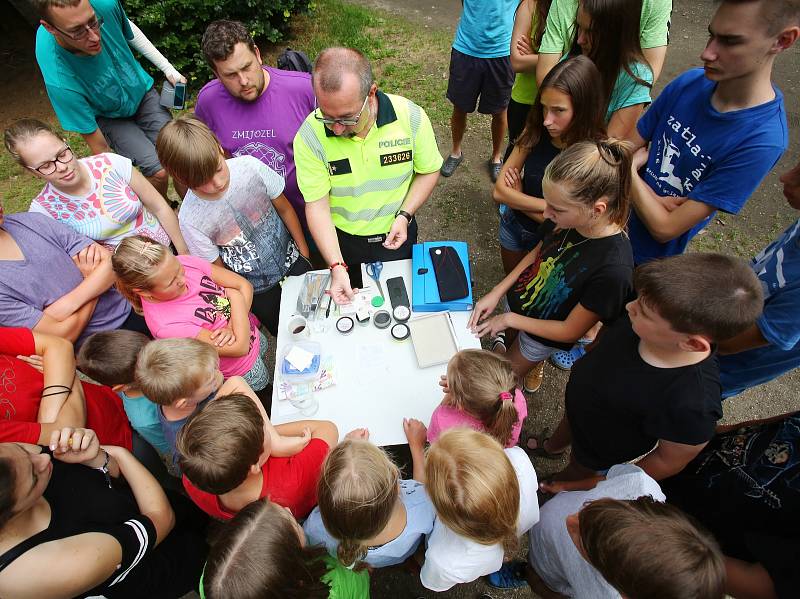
top-left (411, 241), bottom-right (473, 312)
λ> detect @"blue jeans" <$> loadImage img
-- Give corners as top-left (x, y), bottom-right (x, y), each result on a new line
top-left (498, 209), bottom-right (539, 252)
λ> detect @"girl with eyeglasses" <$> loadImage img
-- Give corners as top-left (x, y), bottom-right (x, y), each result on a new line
top-left (4, 118), bottom-right (188, 253)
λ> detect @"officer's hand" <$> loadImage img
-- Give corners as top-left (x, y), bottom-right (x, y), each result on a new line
top-left (383, 217), bottom-right (408, 250)
top-left (329, 266), bottom-right (356, 305)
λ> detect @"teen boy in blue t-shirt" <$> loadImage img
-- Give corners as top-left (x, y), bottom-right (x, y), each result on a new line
top-left (440, 0), bottom-right (518, 182)
top-left (718, 158), bottom-right (800, 398)
top-left (625, 0), bottom-right (799, 265)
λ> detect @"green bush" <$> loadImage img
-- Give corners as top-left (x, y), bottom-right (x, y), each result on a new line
top-left (124, 0), bottom-right (312, 91)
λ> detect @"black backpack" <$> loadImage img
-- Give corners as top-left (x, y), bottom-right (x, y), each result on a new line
top-left (277, 48), bottom-right (313, 73)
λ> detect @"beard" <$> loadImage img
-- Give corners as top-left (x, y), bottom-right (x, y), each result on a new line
top-left (236, 73), bottom-right (265, 102)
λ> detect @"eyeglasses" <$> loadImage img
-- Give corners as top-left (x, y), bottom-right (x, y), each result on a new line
top-left (28, 145), bottom-right (74, 175)
top-left (314, 94), bottom-right (369, 127)
top-left (49, 14), bottom-right (104, 41)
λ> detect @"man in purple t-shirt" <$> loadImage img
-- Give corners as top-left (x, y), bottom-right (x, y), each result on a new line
top-left (195, 20), bottom-right (316, 230)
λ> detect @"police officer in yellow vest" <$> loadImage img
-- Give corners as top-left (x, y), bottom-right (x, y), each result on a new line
top-left (294, 47), bottom-right (443, 304)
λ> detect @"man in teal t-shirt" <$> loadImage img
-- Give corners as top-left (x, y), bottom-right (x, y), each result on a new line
top-left (34, 0), bottom-right (185, 197)
top-left (440, 0), bottom-right (518, 183)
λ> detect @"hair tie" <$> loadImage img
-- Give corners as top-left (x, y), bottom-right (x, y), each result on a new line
top-left (499, 391), bottom-right (513, 402)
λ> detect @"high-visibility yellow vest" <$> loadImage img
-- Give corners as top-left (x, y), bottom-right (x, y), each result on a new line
top-left (294, 91), bottom-right (443, 236)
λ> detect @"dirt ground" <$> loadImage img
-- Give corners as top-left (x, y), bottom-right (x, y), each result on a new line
top-left (2, 1), bottom-right (799, 597)
top-left (350, 1), bottom-right (800, 597)
top-left (348, 0), bottom-right (800, 432)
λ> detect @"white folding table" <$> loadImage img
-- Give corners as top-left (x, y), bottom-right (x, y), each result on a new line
top-left (270, 259), bottom-right (480, 446)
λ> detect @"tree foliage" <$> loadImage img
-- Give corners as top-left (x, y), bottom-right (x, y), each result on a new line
top-left (125, 0), bottom-right (311, 86)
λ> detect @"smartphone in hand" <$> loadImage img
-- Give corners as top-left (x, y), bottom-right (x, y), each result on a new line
top-left (159, 81), bottom-right (187, 110)
top-left (172, 82), bottom-right (186, 110)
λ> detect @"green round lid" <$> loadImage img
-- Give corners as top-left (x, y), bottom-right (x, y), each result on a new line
top-left (371, 296), bottom-right (385, 307)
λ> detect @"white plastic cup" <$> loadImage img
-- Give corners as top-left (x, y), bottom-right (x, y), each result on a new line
top-left (288, 315), bottom-right (310, 341)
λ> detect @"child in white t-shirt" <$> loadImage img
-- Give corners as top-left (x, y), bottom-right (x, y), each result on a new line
top-left (407, 426), bottom-right (539, 591)
top-left (528, 464), bottom-right (725, 599)
top-left (156, 115), bottom-right (310, 336)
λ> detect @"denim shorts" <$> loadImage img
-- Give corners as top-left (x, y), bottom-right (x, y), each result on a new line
top-left (517, 331), bottom-right (559, 362)
top-left (498, 209), bottom-right (540, 252)
top-left (242, 330), bottom-right (271, 392)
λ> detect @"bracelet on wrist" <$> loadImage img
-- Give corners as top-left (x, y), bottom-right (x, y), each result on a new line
top-left (94, 449), bottom-right (112, 489)
top-left (329, 261), bottom-right (348, 272)
top-left (41, 384), bottom-right (72, 398)
top-left (42, 384), bottom-right (72, 392)
top-left (41, 389), bottom-right (71, 399)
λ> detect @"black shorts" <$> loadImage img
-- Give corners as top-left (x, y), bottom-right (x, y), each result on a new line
top-left (336, 220), bottom-right (418, 289)
top-left (446, 48), bottom-right (514, 115)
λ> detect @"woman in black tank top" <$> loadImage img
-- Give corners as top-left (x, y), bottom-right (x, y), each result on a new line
top-left (0, 427), bottom-right (207, 598)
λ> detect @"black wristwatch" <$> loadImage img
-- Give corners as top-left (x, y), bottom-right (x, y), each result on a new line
top-left (395, 209), bottom-right (414, 224)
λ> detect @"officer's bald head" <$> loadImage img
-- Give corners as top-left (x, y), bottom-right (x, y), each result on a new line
top-left (313, 47), bottom-right (374, 100)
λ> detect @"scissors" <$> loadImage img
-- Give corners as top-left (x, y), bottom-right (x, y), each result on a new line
top-left (365, 261), bottom-right (385, 307)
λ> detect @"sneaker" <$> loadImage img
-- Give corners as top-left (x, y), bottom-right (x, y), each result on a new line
top-left (490, 330), bottom-right (507, 353)
top-left (549, 344), bottom-right (587, 371)
top-left (523, 361), bottom-right (545, 393)
top-left (487, 560), bottom-right (528, 589)
top-left (489, 160), bottom-right (502, 182)
top-left (440, 154), bottom-right (463, 177)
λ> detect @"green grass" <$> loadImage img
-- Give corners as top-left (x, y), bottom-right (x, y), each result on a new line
top-left (1, 0), bottom-right (451, 215)
top-left (263, 0), bottom-right (452, 124)
top-left (689, 210), bottom-right (791, 258)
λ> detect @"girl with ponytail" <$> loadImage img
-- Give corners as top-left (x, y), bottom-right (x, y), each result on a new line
top-left (469, 139), bottom-right (635, 397)
top-left (112, 235), bottom-right (270, 392)
top-left (303, 434), bottom-right (435, 570)
top-left (202, 500), bottom-right (369, 599)
top-left (428, 349), bottom-right (527, 447)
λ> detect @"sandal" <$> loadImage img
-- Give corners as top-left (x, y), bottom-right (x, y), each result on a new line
top-left (549, 343), bottom-right (587, 370)
top-left (524, 429), bottom-right (567, 459)
top-left (490, 330), bottom-right (507, 353)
